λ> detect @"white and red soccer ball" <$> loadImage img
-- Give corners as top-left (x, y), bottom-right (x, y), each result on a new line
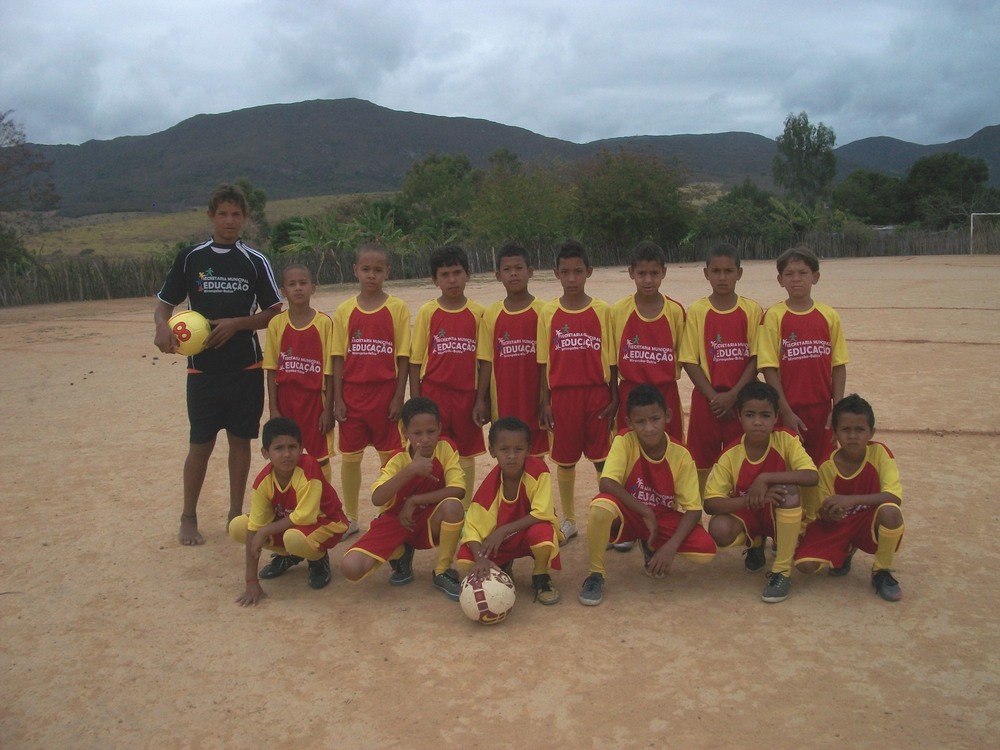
top-left (460, 567), bottom-right (516, 625)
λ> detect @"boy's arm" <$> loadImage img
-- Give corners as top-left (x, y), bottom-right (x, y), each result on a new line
top-left (598, 365), bottom-right (619, 421)
top-left (822, 490), bottom-right (899, 521)
top-left (331, 356), bottom-right (346, 423)
top-left (408, 362), bottom-right (421, 399)
top-left (538, 364), bottom-right (554, 430)
top-left (153, 299), bottom-right (179, 353)
top-left (683, 361), bottom-right (718, 402)
top-left (266, 370), bottom-right (281, 419)
top-left (712, 357), bottom-right (758, 417)
top-left (746, 468), bottom-right (819, 509)
top-left (389, 356), bottom-right (409, 422)
top-left (237, 529), bottom-right (266, 607)
top-left (647, 509), bottom-right (702, 576)
top-left (826, 364), bottom-right (847, 431)
top-left (319, 374), bottom-right (334, 435)
top-left (598, 476), bottom-right (658, 543)
top-left (761, 367), bottom-right (806, 435)
top-left (473, 359), bottom-right (492, 427)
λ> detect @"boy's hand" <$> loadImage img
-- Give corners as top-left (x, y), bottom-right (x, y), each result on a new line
top-left (764, 484), bottom-right (792, 508)
top-left (154, 325), bottom-right (179, 354)
top-left (319, 409), bottom-right (333, 435)
top-left (783, 408), bottom-right (808, 437)
top-left (746, 477), bottom-right (780, 509)
top-left (597, 391), bottom-right (618, 422)
top-left (398, 497), bottom-right (417, 530)
top-left (480, 529), bottom-right (506, 558)
top-left (473, 397), bottom-right (490, 428)
top-left (820, 495), bottom-right (855, 521)
top-left (387, 394), bottom-right (403, 423)
top-left (333, 399), bottom-right (347, 424)
top-left (205, 318), bottom-right (238, 348)
top-left (472, 556), bottom-right (494, 579)
top-left (710, 390), bottom-right (737, 419)
top-left (408, 455), bottom-right (435, 478)
top-left (236, 581), bottom-right (265, 607)
top-left (646, 544), bottom-right (677, 577)
top-left (540, 400), bottom-right (555, 430)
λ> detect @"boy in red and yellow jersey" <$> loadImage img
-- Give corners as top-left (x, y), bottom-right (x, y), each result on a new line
top-left (612, 241), bottom-right (686, 443)
top-left (457, 417), bottom-right (561, 605)
top-left (330, 244), bottom-right (411, 535)
top-left (229, 417), bottom-right (349, 605)
top-left (264, 264), bottom-right (335, 481)
top-left (474, 244), bottom-right (549, 456)
top-left (538, 241), bottom-right (618, 544)
top-left (340, 397), bottom-right (466, 601)
top-left (579, 385), bottom-right (716, 606)
top-left (679, 243), bottom-right (763, 492)
top-left (409, 246), bottom-right (485, 499)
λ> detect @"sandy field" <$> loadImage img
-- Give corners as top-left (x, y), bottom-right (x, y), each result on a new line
top-left (2, 254), bottom-right (999, 749)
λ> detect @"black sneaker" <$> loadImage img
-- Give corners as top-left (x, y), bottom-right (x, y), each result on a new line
top-left (829, 548), bottom-right (856, 577)
top-left (388, 544), bottom-right (414, 586)
top-left (872, 570), bottom-right (902, 602)
top-left (432, 568), bottom-right (462, 601)
top-left (500, 561), bottom-right (514, 580)
top-left (259, 553), bottom-right (303, 579)
top-left (578, 572), bottom-right (605, 606)
top-left (531, 573), bottom-right (560, 605)
top-left (307, 552), bottom-right (332, 589)
top-left (744, 544), bottom-right (766, 573)
top-left (761, 572), bottom-right (792, 603)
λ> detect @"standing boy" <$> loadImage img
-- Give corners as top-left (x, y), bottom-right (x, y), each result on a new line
top-left (331, 244), bottom-right (411, 535)
top-left (795, 394), bottom-right (905, 601)
top-left (612, 241), bottom-right (686, 442)
top-left (456, 417), bottom-right (561, 605)
top-left (579, 385), bottom-right (716, 606)
top-left (473, 243), bottom-right (549, 456)
top-left (758, 244), bottom-right (848, 465)
top-left (409, 246), bottom-right (485, 499)
top-left (340, 397), bottom-right (467, 600)
top-left (538, 241), bottom-right (618, 543)
top-left (229, 417), bottom-right (350, 605)
top-left (154, 184), bottom-right (282, 546)
top-left (704, 382), bottom-right (818, 603)
top-left (679, 243), bottom-right (763, 492)
top-left (264, 264), bottom-right (335, 482)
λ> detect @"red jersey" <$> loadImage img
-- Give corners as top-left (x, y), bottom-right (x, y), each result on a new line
top-left (263, 311), bottom-right (334, 392)
top-left (679, 296), bottom-right (763, 389)
top-left (411, 300), bottom-right (484, 391)
top-left (612, 294), bottom-right (685, 387)
top-left (818, 442), bottom-right (902, 517)
top-left (477, 298), bottom-right (546, 423)
top-left (538, 300), bottom-right (614, 388)
top-left (372, 439), bottom-right (465, 516)
top-left (602, 431), bottom-right (702, 514)
top-left (462, 457), bottom-right (556, 543)
top-left (248, 453), bottom-right (347, 531)
top-left (704, 429), bottom-right (817, 500)
top-left (332, 295), bottom-right (411, 385)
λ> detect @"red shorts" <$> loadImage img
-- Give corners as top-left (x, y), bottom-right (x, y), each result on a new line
top-left (594, 494), bottom-right (717, 555)
top-left (730, 505), bottom-right (777, 546)
top-left (276, 384), bottom-right (333, 461)
top-left (345, 500), bottom-right (446, 562)
top-left (339, 380), bottom-right (403, 454)
top-left (456, 523), bottom-right (561, 569)
top-left (779, 401), bottom-right (833, 464)
top-left (550, 384), bottom-right (612, 465)
top-left (617, 380), bottom-right (684, 443)
top-left (232, 515), bottom-right (345, 554)
top-left (795, 504), bottom-right (900, 568)
top-left (685, 389), bottom-right (744, 469)
top-left (421, 381), bottom-right (485, 457)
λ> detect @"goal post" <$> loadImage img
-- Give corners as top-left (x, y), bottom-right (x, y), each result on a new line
top-left (970, 212), bottom-right (1000, 254)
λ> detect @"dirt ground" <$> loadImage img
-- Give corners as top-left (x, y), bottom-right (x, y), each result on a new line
top-left (2, 255), bottom-right (999, 749)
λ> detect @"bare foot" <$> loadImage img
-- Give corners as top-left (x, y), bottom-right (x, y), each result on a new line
top-left (179, 513), bottom-right (205, 546)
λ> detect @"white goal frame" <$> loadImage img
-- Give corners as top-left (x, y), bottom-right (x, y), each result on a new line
top-left (970, 212), bottom-right (1000, 254)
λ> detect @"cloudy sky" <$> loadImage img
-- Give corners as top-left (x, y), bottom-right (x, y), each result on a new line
top-left (2, 0), bottom-right (997, 148)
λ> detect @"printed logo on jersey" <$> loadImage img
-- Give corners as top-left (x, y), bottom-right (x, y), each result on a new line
top-left (552, 324), bottom-right (601, 352)
top-left (348, 328), bottom-right (394, 356)
top-left (431, 326), bottom-right (476, 355)
top-left (278, 346), bottom-right (323, 375)
top-left (495, 330), bottom-right (536, 358)
top-left (196, 268), bottom-right (251, 294)
top-left (780, 330), bottom-right (831, 361)
top-left (621, 334), bottom-right (674, 365)
top-left (627, 477), bottom-right (675, 510)
top-left (709, 332), bottom-right (750, 363)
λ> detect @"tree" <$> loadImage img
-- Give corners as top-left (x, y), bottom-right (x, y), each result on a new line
top-left (0, 111), bottom-right (58, 268)
top-left (234, 176), bottom-right (269, 245)
top-left (902, 152), bottom-right (997, 228)
top-left (398, 153), bottom-right (480, 231)
top-left (698, 178), bottom-right (776, 238)
top-left (832, 170), bottom-right (905, 225)
top-left (773, 112), bottom-right (837, 207)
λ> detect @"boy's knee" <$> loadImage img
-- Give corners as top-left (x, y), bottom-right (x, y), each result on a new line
top-left (440, 498), bottom-right (465, 522)
top-left (795, 560), bottom-right (823, 575)
top-left (707, 515), bottom-right (740, 546)
top-left (877, 503), bottom-right (903, 528)
top-left (228, 515), bottom-right (249, 543)
top-left (340, 551), bottom-right (368, 582)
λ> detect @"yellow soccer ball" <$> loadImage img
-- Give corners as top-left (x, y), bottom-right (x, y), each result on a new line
top-left (168, 310), bottom-right (212, 356)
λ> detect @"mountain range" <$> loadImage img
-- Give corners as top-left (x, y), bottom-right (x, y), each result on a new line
top-left (30, 98), bottom-right (1000, 217)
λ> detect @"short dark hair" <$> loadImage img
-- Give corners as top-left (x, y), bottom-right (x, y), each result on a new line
top-left (281, 263), bottom-right (314, 284)
top-left (401, 396), bottom-right (440, 427)
top-left (429, 245), bottom-right (470, 276)
top-left (832, 393), bottom-right (876, 430)
top-left (488, 416), bottom-right (532, 447)
top-left (495, 243), bottom-right (530, 271)
top-left (706, 243), bottom-right (741, 268)
top-left (776, 244), bottom-right (820, 273)
top-left (737, 381), bottom-right (779, 412)
top-left (262, 417), bottom-right (302, 449)
top-left (626, 383), bottom-right (666, 415)
top-left (555, 240), bottom-right (590, 269)
top-left (630, 241), bottom-right (667, 267)
top-left (208, 183), bottom-right (249, 216)
top-left (355, 243), bottom-right (390, 263)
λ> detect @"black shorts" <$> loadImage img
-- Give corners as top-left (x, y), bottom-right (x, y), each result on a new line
top-left (187, 368), bottom-right (264, 443)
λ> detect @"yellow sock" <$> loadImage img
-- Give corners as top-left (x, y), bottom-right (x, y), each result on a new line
top-left (772, 506), bottom-right (803, 576)
top-left (459, 457), bottom-right (476, 508)
top-left (586, 503), bottom-right (615, 576)
top-left (873, 524), bottom-right (904, 571)
top-left (340, 453), bottom-right (363, 522)
top-left (556, 465), bottom-right (576, 523)
top-left (435, 520), bottom-right (464, 575)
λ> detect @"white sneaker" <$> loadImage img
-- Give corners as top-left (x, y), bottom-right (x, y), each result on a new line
top-left (344, 520), bottom-right (360, 538)
top-left (559, 520), bottom-right (578, 546)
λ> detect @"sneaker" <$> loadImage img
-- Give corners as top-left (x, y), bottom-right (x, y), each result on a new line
top-left (531, 573), bottom-right (561, 605)
top-left (307, 552), bottom-right (332, 589)
top-left (744, 544), bottom-right (766, 573)
top-left (258, 553), bottom-right (303, 579)
top-left (559, 520), bottom-right (578, 546)
top-left (500, 561), bottom-right (514, 580)
top-left (829, 548), bottom-right (856, 577)
top-left (388, 544), bottom-right (414, 586)
top-left (639, 539), bottom-right (665, 579)
top-left (612, 539), bottom-right (635, 552)
top-left (432, 568), bottom-right (461, 601)
top-left (344, 520), bottom-right (360, 539)
top-left (761, 572), bottom-right (792, 603)
top-left (578, 572), bottom-right (605, 606)
top-left (872, 570), bottom-right (902, 602)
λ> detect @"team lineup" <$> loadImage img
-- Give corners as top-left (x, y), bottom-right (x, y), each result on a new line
top-left (154, 183), bottom-right (905, 616)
